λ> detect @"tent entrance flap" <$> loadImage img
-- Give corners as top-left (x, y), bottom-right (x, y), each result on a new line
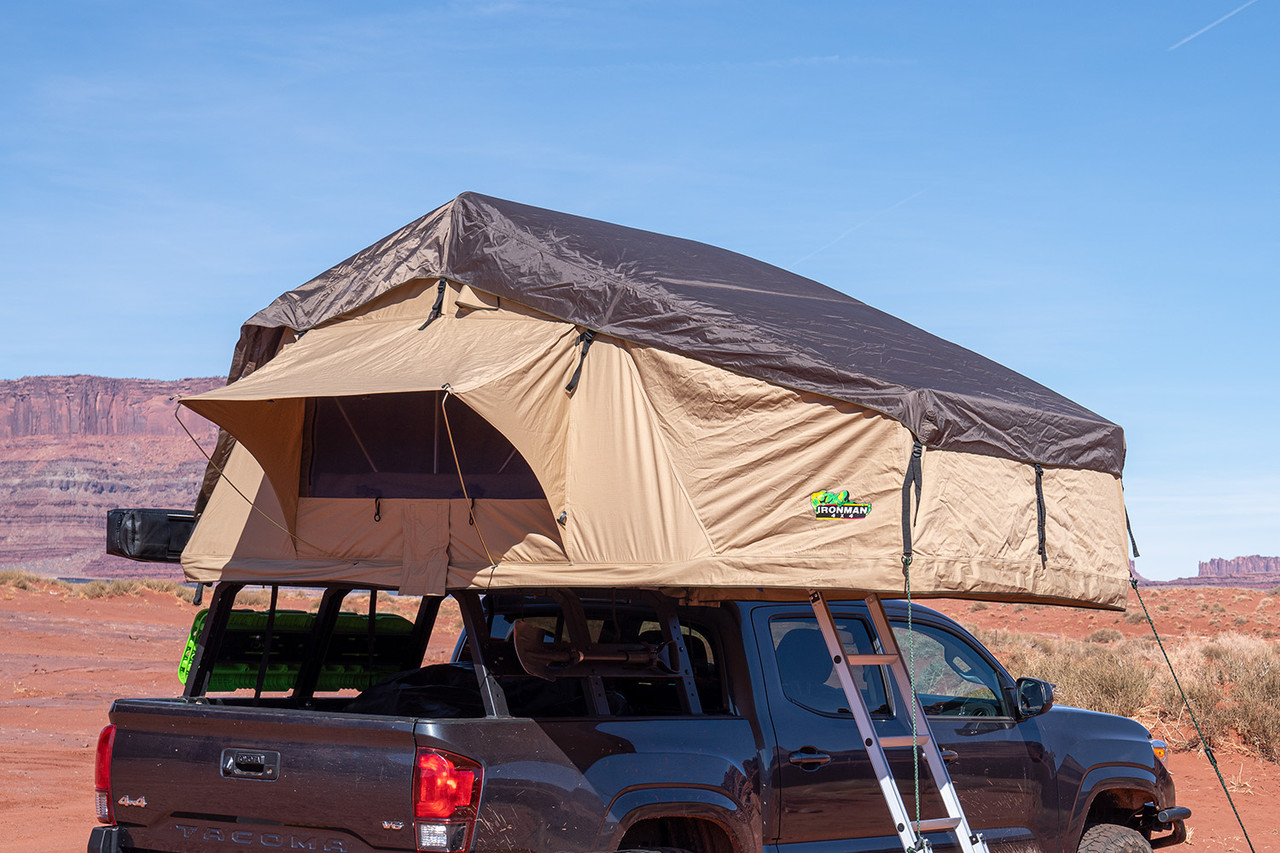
top-left (302, 391), bottom-right (545, 501)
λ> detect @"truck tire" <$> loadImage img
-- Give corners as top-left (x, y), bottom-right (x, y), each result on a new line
top-left (1077, 823), bottom-right (1153, 853)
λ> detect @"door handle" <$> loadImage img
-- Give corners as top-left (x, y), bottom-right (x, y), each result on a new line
top-left (788, 749), bottom-right (832, 769)
top-left (221, 748), bottom-right (280, 780)
top-left (940, 749), bottom-right (959, 765)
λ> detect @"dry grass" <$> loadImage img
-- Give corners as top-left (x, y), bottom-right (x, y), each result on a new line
top-left (980, 629), bottom-right (1280, 762)
top-left (1, 569), bottom-right (69, 592)
top-left (1, 569), bottom-right (194, 602)
top-left (79, 578), bottom-right (195, 602)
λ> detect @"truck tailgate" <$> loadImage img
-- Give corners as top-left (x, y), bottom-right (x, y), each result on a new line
top-left (108, 698), bottom-right (420, 853)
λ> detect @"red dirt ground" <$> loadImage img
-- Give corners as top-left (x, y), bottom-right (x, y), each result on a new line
top-left (2, 583), bottom-right (1276, 852)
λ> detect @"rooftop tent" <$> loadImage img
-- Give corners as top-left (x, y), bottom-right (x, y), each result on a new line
top-left (181, 193), bottom-right (1130, 608)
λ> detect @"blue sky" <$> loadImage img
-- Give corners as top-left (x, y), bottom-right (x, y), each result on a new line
top-left (1, 2), bottom-right (1276, 580)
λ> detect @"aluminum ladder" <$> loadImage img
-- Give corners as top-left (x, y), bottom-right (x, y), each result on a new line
top-left (807, 590), bottom-right (992, 853)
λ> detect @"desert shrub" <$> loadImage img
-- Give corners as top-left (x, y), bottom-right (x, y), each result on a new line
top-left (1087, 629), bottom-right (1123, 644)
top-left (230, 589), bottom-right (273, 608)
top-left (1101, 634), bottom-right (1280, 762)
top-left (75, 579), bottom-right (194, 602)
top-left (1194, 635), bottom-right (1280, 759)
top-left (79, 580), bottom-right (137, 598)
top-left (981, 628), bottom-right (1280, 759)
top-left (1157, 603), bottom-right (1171, 612)
top-left (0, 570), bottom-right (74, 593)
top-left (979, 633), bottom-right (1149, 718)
top-left (969, 601), bottom-right (989, 612)
top-left (1125, 610), bottom-right (1147, 624)
top-left (135, 579), bottom-right (196, 602)
top-left (1050, 643), bottom-right (1150, 718)
top-left (0, 569), bottom-right (39, 590)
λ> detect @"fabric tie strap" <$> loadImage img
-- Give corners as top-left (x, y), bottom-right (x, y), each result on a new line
top-left (564, 328), bottom-right (597, 394)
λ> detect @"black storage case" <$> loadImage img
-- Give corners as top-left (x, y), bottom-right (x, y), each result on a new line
top-left (106, 508), bottom-right (196, 563)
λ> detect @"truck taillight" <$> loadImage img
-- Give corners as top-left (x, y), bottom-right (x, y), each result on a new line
top-left (413, 748), bottom-right (482, 852)
top-left (95, 725), bottom-right (117, 824)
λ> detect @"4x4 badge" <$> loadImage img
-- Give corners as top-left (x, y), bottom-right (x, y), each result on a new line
top-left (118, 795), bottom-right (148, 808)
top-left (811, 490), bottom-right (871, 520)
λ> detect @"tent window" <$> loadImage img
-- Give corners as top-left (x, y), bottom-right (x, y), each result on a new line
top-left (301, 391), bottom-right (545, 500)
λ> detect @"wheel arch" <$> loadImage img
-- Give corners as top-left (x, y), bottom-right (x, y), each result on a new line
top-left (1071, 772), bottom-right (1161, 845)
top-left (601, 788), bottom-right (754, 853)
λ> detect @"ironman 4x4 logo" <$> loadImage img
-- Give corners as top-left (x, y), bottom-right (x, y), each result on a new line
top-left (811, 490), bottom-right (872, 520)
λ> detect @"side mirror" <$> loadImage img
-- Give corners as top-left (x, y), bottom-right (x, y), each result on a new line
top-left (1016, 677), bottom-right (1055, 718)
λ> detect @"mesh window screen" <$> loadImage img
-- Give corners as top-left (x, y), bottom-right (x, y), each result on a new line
top-left (301, 391), bottom-right (545, 500)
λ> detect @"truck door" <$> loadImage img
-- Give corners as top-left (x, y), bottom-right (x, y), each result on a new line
top-left (888, 615), bottom-right (1051, 851)
top-left (755, 606), bottom-right (925, 851)
top-left (755, 606), bottom-right (1039, 853)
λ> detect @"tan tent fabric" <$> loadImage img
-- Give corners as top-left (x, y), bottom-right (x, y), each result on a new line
top-left (181, 277), bottom-right (1130, 609)
top-left (183, 441), bottom-right (295, 578)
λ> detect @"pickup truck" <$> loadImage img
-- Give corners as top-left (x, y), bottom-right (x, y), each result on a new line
top-left (88, 585), bottom-right (1189, 853)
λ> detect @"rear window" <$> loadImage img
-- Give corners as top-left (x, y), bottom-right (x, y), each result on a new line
top-left (472, 592), bottom-right (731, 717)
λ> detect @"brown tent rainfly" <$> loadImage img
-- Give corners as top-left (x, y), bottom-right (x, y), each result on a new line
top-left (180, 192), bottom-right (1131, 609)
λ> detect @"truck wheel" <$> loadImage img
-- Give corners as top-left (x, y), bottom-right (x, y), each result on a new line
top-left (1077, 823), bottom-right (1153, 853)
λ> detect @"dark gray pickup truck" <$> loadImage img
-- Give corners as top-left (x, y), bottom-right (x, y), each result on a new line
top-left (88, 586), bottom-right (1188, 853)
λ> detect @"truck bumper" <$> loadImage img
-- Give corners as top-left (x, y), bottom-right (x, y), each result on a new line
top-left (88, 825), bottom-right (128, 853)
top-left (1150, 806), bottom-right (1191, 849)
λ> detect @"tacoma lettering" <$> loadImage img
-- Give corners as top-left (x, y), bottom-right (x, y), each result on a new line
top-left (169, 825), bottom-right (342, 852)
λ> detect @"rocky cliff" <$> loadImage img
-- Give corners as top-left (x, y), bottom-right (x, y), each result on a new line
top-left (1199, 555), bottom-right (1280, 577)
top-left (1140, 554), bottom-right (1280, 589)
top-left (0, 376), bottom-right (222, 579)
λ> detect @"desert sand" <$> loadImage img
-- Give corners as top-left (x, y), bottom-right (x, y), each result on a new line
top-left (2, 583), bottom-right (1277, 853)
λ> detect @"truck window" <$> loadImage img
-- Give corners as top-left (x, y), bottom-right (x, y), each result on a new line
top-left (478, 593), bottom-right (728, 717)
top-left (890, 622), bottom-right (1008, 718)
top-left (769, 617), bottom-right (890, 716)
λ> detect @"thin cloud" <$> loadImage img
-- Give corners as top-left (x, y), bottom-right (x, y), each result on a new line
top-left (1168, 0), bottom-right (1261, 51)
top-left (794, 189), bottom-right (927, 265)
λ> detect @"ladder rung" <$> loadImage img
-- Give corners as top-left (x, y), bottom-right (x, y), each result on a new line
top-left (841, 653), bottom-right (897, 665)
top-left (879, 734), bottom-right (931, 749)
top-left (914, 817), bottom-right (963, 833)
